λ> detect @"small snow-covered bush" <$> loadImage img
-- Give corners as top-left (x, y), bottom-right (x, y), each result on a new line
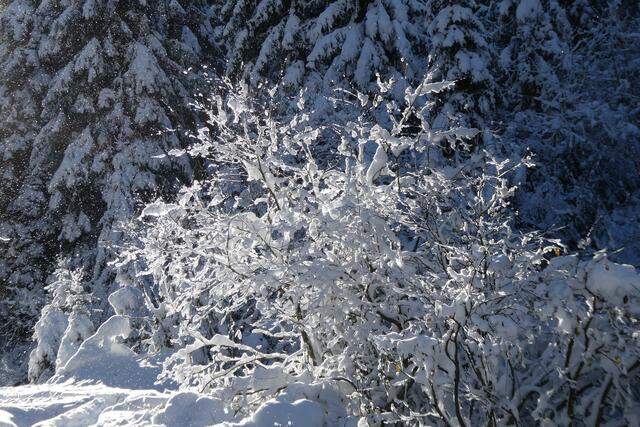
top-left (28, 264), bottom-right (93, 383)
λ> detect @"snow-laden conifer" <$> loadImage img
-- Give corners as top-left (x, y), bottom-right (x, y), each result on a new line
top-left (217, 0), bottom-right (429, 94)
top-left (0, 0), bottom-right (217, 379)
top-left (424, 0), bottom-right (493, 129)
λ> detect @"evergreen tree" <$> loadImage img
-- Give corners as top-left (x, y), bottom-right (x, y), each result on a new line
top-left (492, 0), bottom-right (571, 111)
top-left (505, 1), bottom-right (640, 254)
top-left (0, 0), bottom-right (218, 378)
top-left (217, 0), bottom-right (429, 94)
top-left (27, 263), bottom-right (93, 382)
top-left (424, 0), bottom-right (493, 129)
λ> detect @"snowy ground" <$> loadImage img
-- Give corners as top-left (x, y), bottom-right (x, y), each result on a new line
top-left (0, 382), bottom-right (170, 427)
top-left (0, 380), bottom-right (353, 427)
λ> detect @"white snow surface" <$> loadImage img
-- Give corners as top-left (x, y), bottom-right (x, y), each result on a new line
top-left (0, 381), bottom-right (351, 427)
top-left (0, 382), bottom-right (167, 427)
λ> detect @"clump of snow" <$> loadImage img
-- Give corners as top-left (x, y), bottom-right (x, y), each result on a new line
top-left (366, 142), bottom-right (388, 184)
top-left (108, 286), bottom-right (146, 317)
top-left (54, 316), bottom-right (163, 390)
top-left (222, 399), bottom-right (326, 427)
top-left (140, 203), bottom-right (186, 219)
top-left (516, 0), bottom-right (542, 21)
top-left (152, 392), bottom-right (233, 427)
top-left (585, 254), bottom-right (640, 306)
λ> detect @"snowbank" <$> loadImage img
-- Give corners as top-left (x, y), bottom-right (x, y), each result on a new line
top-left (52, 315), bottom-right (163, 390)
top-left (0, 382), bottom-right (356, 427)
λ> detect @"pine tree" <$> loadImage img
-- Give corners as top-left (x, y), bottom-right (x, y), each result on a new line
top-left (502, 1), bottom-right (640, 253)
top-left (27, 263), bottom-right (94, 383)
top-left (216, 0), bottom-right (429, 94)
top-left (493, 0), bottom-right (571, 111)
top-left (0, 0), bottom-right (218, 376)
top-left (422, 0), bottom-right (494, 152)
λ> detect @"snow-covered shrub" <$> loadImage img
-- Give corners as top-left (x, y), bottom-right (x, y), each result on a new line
top-left (112, 79), bottom-right (640, 424)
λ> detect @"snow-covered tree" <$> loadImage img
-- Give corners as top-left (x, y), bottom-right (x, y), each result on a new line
top-left (0, 0), bottom-right (218, 378)
top-left (423, 0), bottom-right (494, 143)
top-left (492, 0), bottom-right (571, 111)
top-left (28, 263), bottom-right (94, 383)
top-left (217, 0), bottom-right (429, 94)
top-left (109, 79), bottom-right (640, 424)
top-left (500, 2), bottom-right (640, 258)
